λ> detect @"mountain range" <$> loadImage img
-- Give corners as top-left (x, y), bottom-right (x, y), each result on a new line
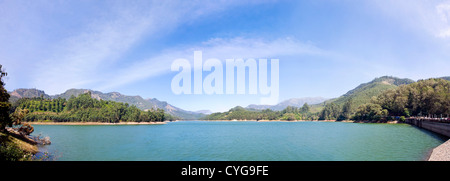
top-left (8, 75), bottom-right (449, 118)
top-left (244, 76), bottom-right (448, 113)
top-left (246, 97), bottom-right (329, 111)
top-left (9, 88), bottom-right (204, 119)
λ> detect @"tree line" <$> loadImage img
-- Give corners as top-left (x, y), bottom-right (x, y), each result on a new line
top-left (317, 99), bottom-right (353, 121)
top-left (318, 78), bottom-right (450, 122)
top-left (203, 103), bottom-right (318, 121)
top-left (352, 78), bottom-right (450, 121)
top-left (13, 92), bottom-right (168, 123)
top-left (204, 78), bottom-right (450, 122)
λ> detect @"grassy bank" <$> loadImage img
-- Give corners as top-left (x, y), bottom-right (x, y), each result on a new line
top-left (0, 132), bottom-right (38, 161)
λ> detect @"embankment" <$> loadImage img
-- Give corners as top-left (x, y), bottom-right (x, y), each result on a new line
top-left (428, 139), bottom-right (450, 161)
top-left (404, 118), bottom-right (450, 137)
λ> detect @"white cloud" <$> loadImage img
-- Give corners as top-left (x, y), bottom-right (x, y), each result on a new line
top-left (27, 0), bottom-right (261, 94)
top-left (0, 0), bottom-right (326, 94)
top-left (370, 0), bottom-right (450, 39)
top-left (437, 3), bottom-right (450, 22)
top-left (34, 3), bottom-right (153, 94)
top-left (436, 2), bottom-right (450, 38)
top-left (95, 37), bottom-right (324, 91)
top-left (198, 37), bottom-right (324, 58)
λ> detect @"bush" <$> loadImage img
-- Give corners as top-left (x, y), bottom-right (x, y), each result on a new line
top-left (0, 134), bottom-right (33, 161)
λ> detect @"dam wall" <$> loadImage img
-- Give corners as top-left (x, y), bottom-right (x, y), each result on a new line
top-left (405, 118), bottom-right (450, 138)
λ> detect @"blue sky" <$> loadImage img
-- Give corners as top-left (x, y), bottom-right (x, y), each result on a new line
top-left (1, 0), bottom-right (450, 112)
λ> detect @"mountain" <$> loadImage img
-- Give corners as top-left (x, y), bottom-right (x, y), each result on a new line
top-left (273, 97), bottom-right (329, 110)
top-left (247, 97), bottom-right (328, 111)
top-left (195, 110), bottom-right (213, 115)
top-left (246, 104), bottom-right (273, 110)
top-left (8, 88), bottom-right (50, 102)
top-left (53, 89), bottom-right (156, 110)
top-left (9, 88), bottom-right (204, 119)
top-left (322, 76), bottom-right (415, 110)
top-left (9, 88), bottom-right (50, 98)
top-left (56, 89), bottom-right (205, 119)
top-left (239, 76), bottom-right (416, 112)
top-left (8, 76), bottom-right (446, 119)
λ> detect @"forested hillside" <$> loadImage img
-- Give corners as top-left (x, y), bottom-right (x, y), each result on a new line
top-left (315, 76), bottom-right (415, 120)
top-left (325, 76), bottom-right (414, 110)
top-left (54, 89), bottom-right (204, 119)
top-left (9, 88), bottom-right (203, 120)
top-left (353, 78), bottom-right (450, 121)
top-left (204, 77), bottom-right (449, 122)
top-left (12, 92), bottom-right (172, 123)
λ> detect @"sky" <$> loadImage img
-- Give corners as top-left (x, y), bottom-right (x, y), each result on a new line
top-left (1, 0), bottom-right (450, 112)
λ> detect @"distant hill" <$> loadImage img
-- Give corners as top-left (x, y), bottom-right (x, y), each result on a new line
top-left (247, 97), bottom-right (328, 111)
top-left (195, 110), bottom-right (213, 115)
top-left (53, 89), bottom-right (156, 110)
top-left (322, 76), bottom-right (415, 111)
top-left (9, 88), bottom-right (50, 99)
top-left (438, 76), bottom-right (450, 81)
top-left (9, 88), bottom-right (204, 119)
top-left (8, 76), bottom-right (448, 120)
top-left (8, 88), bottom-right (50, 103)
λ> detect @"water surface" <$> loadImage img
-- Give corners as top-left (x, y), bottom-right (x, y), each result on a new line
top-left (33, 121), bottom-right (447, 161)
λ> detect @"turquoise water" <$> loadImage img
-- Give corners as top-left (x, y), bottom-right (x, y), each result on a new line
top-left (33, 121), bottom-right (447, 161)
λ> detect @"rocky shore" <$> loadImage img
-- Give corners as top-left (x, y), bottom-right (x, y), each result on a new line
top-left (5, 127), bottom-right (51, 145)
top-left (428, 139), bottom-right (450, 161)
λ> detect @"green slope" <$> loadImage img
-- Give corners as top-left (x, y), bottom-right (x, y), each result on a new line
top-left (318, 76), bottom-right (415, 112)
top-left (10, 88), bottom-right (204, 120)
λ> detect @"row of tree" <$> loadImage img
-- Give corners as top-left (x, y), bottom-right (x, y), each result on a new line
top-left (14, 97), bottom-right (66, 113)
top-left (280, 104), bottom-right (319, 120)
top-left (204, 106), bottom-right (281, 120)
top-left (318, 99), bottom-right (353, 121)
top-left (14, 92), bottom-right (167, 123)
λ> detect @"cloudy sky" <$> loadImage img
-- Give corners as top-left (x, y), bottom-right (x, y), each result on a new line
top-left (1, 0), bottom-right (450, 112)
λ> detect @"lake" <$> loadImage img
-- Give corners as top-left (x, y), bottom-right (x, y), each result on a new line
top-left (33, 121), bottom-right (447, 161)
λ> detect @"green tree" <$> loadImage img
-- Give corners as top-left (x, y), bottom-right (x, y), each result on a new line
top-left (375, 78), bottom-right (449, 117)
top-left (319, 103), bottom-right (340, 120)
top-left (282, 113), bottom-right (297, 121)
top-left (156, 108), bottom-right (165, 122)
top-left (354, 103), bottom-right (388, 121)
top-left (300, 103), bottom-right (310, 114)
top-left (11, 108), bottom-right (29, 126)
top-left (0, 65), bottom-right (11, 131)
top-left (338, 98), bottom-right (352, 120)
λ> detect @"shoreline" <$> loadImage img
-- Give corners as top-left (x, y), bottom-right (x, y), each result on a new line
top-left (26, 119), bottom-right (401, 124)
top-left (25, 121), bottom-right (167, 125)
top-left (199, 119), bottom-right (324, 122)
